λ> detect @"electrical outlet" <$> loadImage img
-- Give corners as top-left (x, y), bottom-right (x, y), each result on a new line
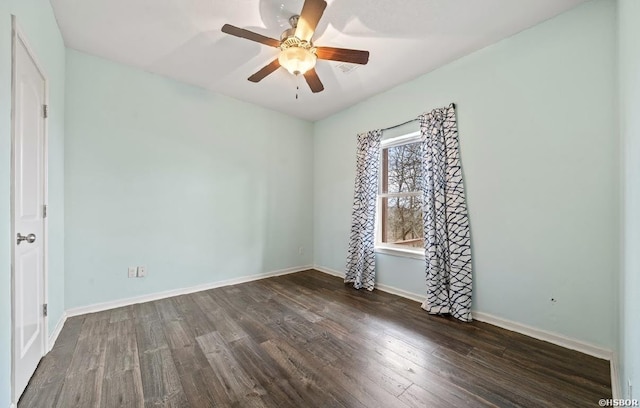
top-left (137, 266), bottom-right (147, 278)
top-left (299, 246), bottom-right (304, 255)
top-left (128, 267), bottom-right (137, 278)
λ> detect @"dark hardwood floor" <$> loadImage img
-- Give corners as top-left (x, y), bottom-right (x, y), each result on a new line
top-left (19, 270), bottom-right (611, 407)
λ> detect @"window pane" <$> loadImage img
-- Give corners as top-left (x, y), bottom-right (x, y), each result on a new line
top-left (382, 195), bottom-right (424, 248)
top-left (382, 142), bottom-right (423, 194)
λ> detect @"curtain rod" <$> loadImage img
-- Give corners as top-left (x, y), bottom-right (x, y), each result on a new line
top-left (381, 118), bottom-right (419, 132)
top-left (381, 103), bottom-right (456, 132)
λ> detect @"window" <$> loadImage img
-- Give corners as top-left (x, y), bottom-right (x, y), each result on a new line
top-left (376, 131), bottom-right (424, 258)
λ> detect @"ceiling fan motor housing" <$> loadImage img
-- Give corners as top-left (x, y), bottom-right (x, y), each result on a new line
top-left (280, 15), bottom-right (300, 41)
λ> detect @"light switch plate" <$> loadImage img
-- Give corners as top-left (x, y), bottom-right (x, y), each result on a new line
top-left (128, 267), bottom-right (137, 278)
top-left (137, 266), bottom-right (147, 277)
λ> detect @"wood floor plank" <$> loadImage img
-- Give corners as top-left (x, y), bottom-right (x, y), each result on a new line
top-left (467, 347), bottom-right (599, 407)
top-left (199, 290), bottom-right (251, 343)
top-left (262, 281), bottom-right (325, 323)
top-left (196, 331), bottom-right (268, 407)
top-left (109, 306), bottom-right (133, 323)
top-left (260, 339), bottom-right (365, 408)
top-left (100, 318), bottom-right (144, 408)
top-left (22, 270), bottom-right (612, 408)
top-left (315, 350), bottom-right (413, 408)
top-left (132, 302), bottom-right (188, 408)
top-left (227, 337), bottom-right (302, 408)
top-left (156, 298), bottom-right (229, 408)
top-left (431, 345), bottom-right (555, 407)
top-left (399, 382), bottom-right (495, 408)
top-left (399, 383), bottom-right (461, 408)
top-left (55, 316), bottom-right (110, 408)
top-left (138, 346), bottom-right (187, 408)
top-left (502, 336), bottom-right (611, 389)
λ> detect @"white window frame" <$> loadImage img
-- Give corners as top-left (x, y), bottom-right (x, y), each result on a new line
top-left (375, 131), bottom-right (425, 260)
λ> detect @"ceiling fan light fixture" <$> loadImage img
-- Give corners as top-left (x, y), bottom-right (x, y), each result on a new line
top-left (278, 46), bottom-right (317, 76)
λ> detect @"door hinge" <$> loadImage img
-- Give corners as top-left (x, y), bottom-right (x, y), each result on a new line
top-left (43, 304), bottom-right (48, 317)
top-left (43, 104), bottom-right (48, 119)
top-left (43, 204), bottom-right (47, 218)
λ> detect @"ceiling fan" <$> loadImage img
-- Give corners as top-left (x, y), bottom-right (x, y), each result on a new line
top-left (221, 0), bottom-right (369, 93)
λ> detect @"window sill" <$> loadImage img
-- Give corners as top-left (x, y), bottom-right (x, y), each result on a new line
top-left (375, 246), bottom-right (425, 260)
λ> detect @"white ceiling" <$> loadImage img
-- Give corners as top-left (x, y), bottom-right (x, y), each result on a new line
top-left (51, 0), bottom-right (587, 121)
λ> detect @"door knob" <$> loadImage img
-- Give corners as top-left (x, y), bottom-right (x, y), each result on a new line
top-left (17, 233), bottom-right (36, 245)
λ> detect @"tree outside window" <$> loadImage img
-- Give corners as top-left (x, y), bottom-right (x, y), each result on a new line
top-left (378, 139), bottom-right (424, 251)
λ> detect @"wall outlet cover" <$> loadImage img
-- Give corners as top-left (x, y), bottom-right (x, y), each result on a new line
top-left (137, 266), bottom-right (147, 277)
top-left (128, 267), bottom-right (137, 278)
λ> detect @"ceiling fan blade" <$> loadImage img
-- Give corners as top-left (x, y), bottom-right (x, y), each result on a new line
top-left (303, 68), bottom-right (324, 93)
top-left (295, 0), bottom-right (327, 42)
top-left (316, 47), bottom-right (370, 65)
top-left (248, 59), bottom-right (281, 83)
top-left (221, 24), bottom-right (280, 48)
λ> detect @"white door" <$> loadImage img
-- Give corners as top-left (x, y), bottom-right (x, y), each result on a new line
top-left (12, 21), bottom-right (47, 401)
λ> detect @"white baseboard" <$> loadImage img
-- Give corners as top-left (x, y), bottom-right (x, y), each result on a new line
top-left (314, 265), bottom-right (425, 302)
top-left (313, 265), bottom-right (343, 278)
top-left (610, 352), bottom-right (621, 398)
top-left (470, 311), bottom-right (612, 360)
top-left (66, 265), bottom-right (312, 317)
top-left (375, 283), bottom-right (424, 303)
top-left (47, 312), bottom-right (68, 352)
top-left (313, 265), bottom-right (613, 361)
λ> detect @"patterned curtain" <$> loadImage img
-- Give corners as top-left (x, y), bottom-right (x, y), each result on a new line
top-left (345, 130), bottom-right (382, 291)
top-left (419, 104), bottom-right (473, 322)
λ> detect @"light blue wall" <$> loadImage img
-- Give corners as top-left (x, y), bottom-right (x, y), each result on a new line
top-left (619, 0), bottom-right (640, 398)
top-left (64, 50), bottom-right (314, 309)
top-left (0, 0), bottom-right (66, 405)
top-left (313, 0), bottom-right (618, 349)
